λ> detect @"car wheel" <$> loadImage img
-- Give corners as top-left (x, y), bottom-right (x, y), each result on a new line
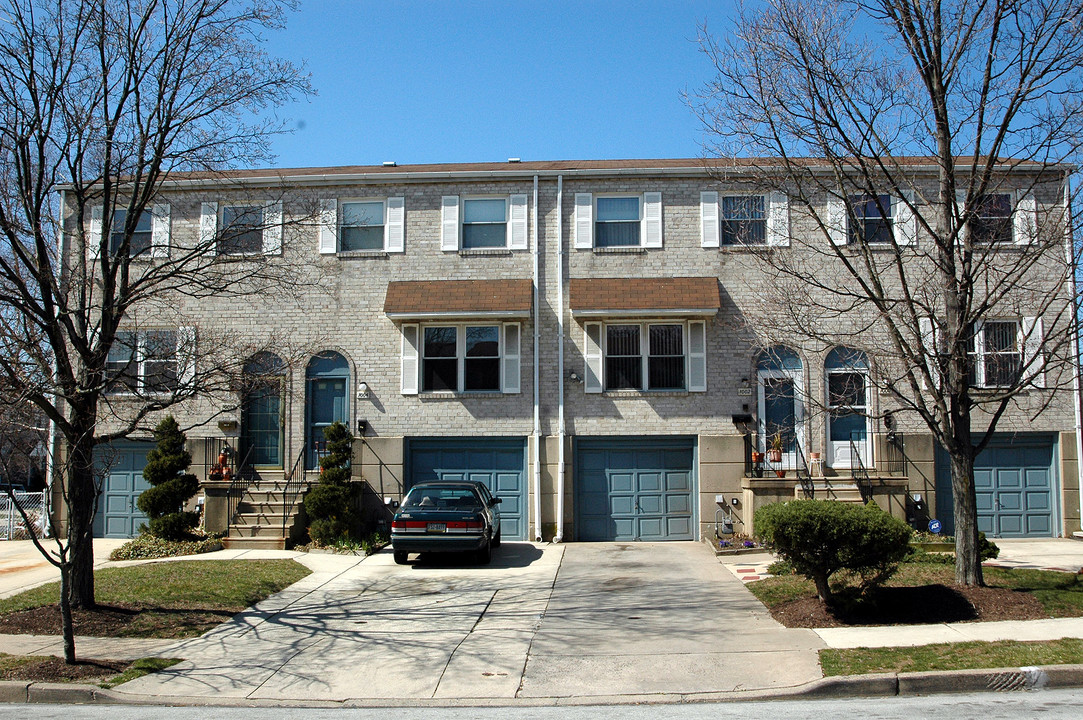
top-left (492, 526), bottom-right (501, 549)
top-left (476, 539), bottom-right (492, 565)
top-left (393, 550), bottom-right (409, 565)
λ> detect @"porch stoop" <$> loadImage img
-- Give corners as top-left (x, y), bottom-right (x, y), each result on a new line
top-left (222, 471), bottom-right (307, 550)
top-left (795, 480), bottom-right (864, 502)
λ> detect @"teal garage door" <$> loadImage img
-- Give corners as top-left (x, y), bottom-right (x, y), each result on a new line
top-left (407, 438), bottom-right (528, 540)
top-left (92, 441), bottom-right (154, 538)
top-left (575, 437), bottom-right (695, 541)
top-left (936, 434), bottom-right (1056, 538)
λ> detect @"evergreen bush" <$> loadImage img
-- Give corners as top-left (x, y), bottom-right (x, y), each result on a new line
top-left (136, 416), bottom-right (200, 540)
top-left (303, 421), bottom-right (356, 545)
top-left (755, 499), bottom-right (912, 604)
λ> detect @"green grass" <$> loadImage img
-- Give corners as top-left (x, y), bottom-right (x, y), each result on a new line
top-left (749, 561), bottom-right (1083, 618)
top-left (0, 559), bottom-right (310, 614)
top-left (821, 638), bottom-right (1083, 676)
top-left (0, 653), bottom-right (40, 673)
top-left (98, 657), bottom-right (182, 688)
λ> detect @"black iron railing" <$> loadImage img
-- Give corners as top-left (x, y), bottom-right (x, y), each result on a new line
top-left (793, 441), bottom-right (814, 499)
top-left (226, 444), bottom-right (257, 529)
top-left (880, 432), bottom-right (907, 475)
top-left (849, 432), bottom-right (873, 503)
top-left (280, 445), bottom-right (308, 542)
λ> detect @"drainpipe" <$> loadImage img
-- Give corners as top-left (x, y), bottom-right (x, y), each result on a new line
top-left (555, 175), bottom-right (566, 543)
top-left (532, 175), bottom-right (543, 542)
top-left (1065, 179), bottom-right (1083, 535)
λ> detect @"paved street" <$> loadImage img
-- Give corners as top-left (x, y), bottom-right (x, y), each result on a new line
top-left (113, 541), bottom-right (824, 702)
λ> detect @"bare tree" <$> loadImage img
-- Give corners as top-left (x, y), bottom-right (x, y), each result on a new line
top-left (0, 0), bottom-right (313, 661)
top-left (691, 0), bottom-right (1082, 586)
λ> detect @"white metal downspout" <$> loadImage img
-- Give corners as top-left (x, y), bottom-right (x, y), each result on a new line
top-left (532, 175), bottom-right (543, 542)
top-left (555, 175), bottom-right (566, 543)
top-left (1065, 180), bottom-right (1083, 536)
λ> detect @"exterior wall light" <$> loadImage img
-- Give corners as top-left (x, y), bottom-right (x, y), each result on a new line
top-left (357, 381), bottom-right (370, 399)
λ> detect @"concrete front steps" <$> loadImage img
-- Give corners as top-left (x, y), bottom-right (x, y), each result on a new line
top-left (222, 472), bottom-right (307, 550)
top-left (795, 480), bottom-right (864, 502)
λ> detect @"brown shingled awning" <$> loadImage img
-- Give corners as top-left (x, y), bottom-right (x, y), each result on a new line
top-left (569, 277), bottom-right (720, 317)
top-left (384, 279), bottom-right (533, 320)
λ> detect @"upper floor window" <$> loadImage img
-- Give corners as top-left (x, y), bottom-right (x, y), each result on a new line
top-left (848, 194), bottom-right (893, 244)
top-left (462, 198), bottom-right (508, 249)
top-left (219, 205), bottom-right (264, 255)
top-left (341, 201), bottom-right (385, 251)
top-left (400, 322), bottom-right (520, 394)
top-left (971, 193), bottom-right (1013, 243)
top-left (110, 209), bottom-right (152, 257)
top-left (106, 330), bottom-right (180, 395)
top-left (584, 321), bottom-right (707, 393)
top-left (576, 192), bottom-right (663, 249)
top-left (721, 195), bottom-right (767, 245)
top-left (968, 320), bottom-right (1021, 387)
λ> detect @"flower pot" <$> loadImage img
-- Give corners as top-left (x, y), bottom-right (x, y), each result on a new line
top-left (767, 449), bottom-right (782, 463)
top-left (751, 452), bottom-right (764, 464)
top-left (775, 469), bottom-right (786, 478)
top-left (808, 452), bottom-right (821, 461)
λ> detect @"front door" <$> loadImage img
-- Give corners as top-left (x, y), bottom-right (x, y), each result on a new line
top-left (759, 373), bottom-right (801, 468)
top-left (307, 377), bottom-right (347, 468)
top-left (242, 380), bottom-right (283, 467)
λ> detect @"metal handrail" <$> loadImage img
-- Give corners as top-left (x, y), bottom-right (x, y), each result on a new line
top-left (226, 444), bottom-right (257, 529)
top-left (280, 445), bottom-right (308, 543)
top-left (793, 440), bottom-right (814, 499)
top-left (849, 432), bottom-right (872, 503)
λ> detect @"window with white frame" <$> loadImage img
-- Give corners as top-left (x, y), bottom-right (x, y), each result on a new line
top-left (595, 196), bottom-right (641, 247)
top-left (462, 198), bottom-right (508, 249)
top-left (105, 330), bottom-right (183, 394)
top-left (441, 195), bottom-right (528, 252)
top-left (401, 323), bottom-right (520, 394)
top-left (109, 209), bottom-right (152, 257)
top-left (584, 321), bottom-right (707, 393)
top-left (219, 205), bottom-right (264, 255)
top-left (576, 192), bottom-right (663, 249)
top-left (967, 320), bottom-right (1022, 387)
top-left (848, 194), bottom-right (893, 244)
top-left (721, 195), bottom-right (767, 245)
top-left (971, 193), bottom-right (1013, 243)
top-left (340, 201), bottom-right (385, 251)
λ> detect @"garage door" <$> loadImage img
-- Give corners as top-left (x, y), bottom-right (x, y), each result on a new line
top-left (936, 434), bottom-right (1056, 538)
top-left (92, 441), bottom-right (153, 538)
top-left (407, 438), bottom-right (528, 540)
top-left (575, 437), bottom-right (695, 541)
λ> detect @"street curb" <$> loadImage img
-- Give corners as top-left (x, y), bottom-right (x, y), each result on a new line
top-left (1, 664), bottom-right (1082, 706)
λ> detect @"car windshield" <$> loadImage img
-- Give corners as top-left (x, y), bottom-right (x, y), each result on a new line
top-left (402, 486), bottom-right (483, 511)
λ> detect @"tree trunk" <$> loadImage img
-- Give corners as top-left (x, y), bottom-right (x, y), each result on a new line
top-left (58, 562), bottom-right (76, 664)
top-left (812, 571), bottom-right (833, 604)
top-left (950, 445), bottom-right (985, 586)
top-left (65, 428), bottom-right (97, 609)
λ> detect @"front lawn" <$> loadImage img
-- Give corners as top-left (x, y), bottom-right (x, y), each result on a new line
top-left (0, 559), bottom-right (310, 638)
top-left (0, 652), bottom-right (181, 687)
top-left (748, 562), bottom-right (1083, 628)
top-left (821, 638), bottom-right (1083, 676)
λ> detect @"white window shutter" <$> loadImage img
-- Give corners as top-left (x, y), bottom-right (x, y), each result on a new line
top-left (386, 196), bottom-right (405, 252)
top-left (508, 193), bottom-right (528, 250)
top-left (502, 323), bottom-right (521, 393)
top-left (575, 193), bottom-right (593, 249)
top-left (150, 204), bottom-right (170, 258)
top-left (584, 322), bottom-right (603, 393)
top-left (177, 326), bottom-right (196, 388)
top-left (318, 199), bottom-right (337, 254)
top-left (767, 191), bottom-right (790, 247)
top-left (826, 197), bottom-right (847, 245)
top-left (919, 317), bottom-right (940, 388)
top-left (1014, 192), bottom-right (1037, 245)
top-left (895, 192), bottom-right (917, 246)
top-left (88, 205), bottom-right (103, 261)
top-left (700, 191), bottom-right (719, 248)
top-left (400, 324), bottom-right (420, 395)
top-left (687, 321), bottom-right (707, 392)
top-left (262, 201), bottom-right (282, 255)
top-left (200, 202), bottom-right (218, 250)
top-left (441, 196), bottom-right (460, 251)
top-left (955, 190), bottom-right (969, 244)
top-left (643, 191), bottom-right (663, 248)
top-left (1021, 316), bottom-right (1046, 388)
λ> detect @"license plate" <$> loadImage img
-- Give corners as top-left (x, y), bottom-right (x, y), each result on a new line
top-left (426, 522), bottom-right (446, 533)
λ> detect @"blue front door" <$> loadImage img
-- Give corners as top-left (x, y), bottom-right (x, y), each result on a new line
top-left (92, 442), bottom-right (153, 538)
top-left (307, 378), bottom-right (347, 468)
top-left (576, 437), bottom-right (695, 541)
top-left (407, 438), bottom-right (528, 540)
top-left (242, 381), bottom-right (283, 467)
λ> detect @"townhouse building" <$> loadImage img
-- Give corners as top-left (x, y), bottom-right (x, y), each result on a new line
top-left (74, 158), bottom-right (1083, 547)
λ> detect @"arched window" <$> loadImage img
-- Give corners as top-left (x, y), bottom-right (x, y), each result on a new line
top-left (241, 352), bottom-right (286, 467)
top-left (825, 347), bottom-right (870, 468)
top-left (756, 345), bottom-right (804, 466)
top-left (305, 351), bottom-right (350, 469)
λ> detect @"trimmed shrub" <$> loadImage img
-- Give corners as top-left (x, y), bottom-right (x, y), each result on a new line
top-left (755, 499), bottom-right (912, 604)
top-left (303, 421), bottom-right (357, 545)
top-left (137, 416), bottom-right (200, 540)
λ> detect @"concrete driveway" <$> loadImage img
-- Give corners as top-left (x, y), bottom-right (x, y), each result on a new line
top-left (116, 541), bottom-right (824, 702)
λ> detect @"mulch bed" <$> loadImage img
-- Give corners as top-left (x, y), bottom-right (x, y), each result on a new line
top-left (0, 603), bottom-right (234, 638)
top-left (0, 656), bottom-right (128, 683)
top-left (770, 584), bottom-right (1047, 628)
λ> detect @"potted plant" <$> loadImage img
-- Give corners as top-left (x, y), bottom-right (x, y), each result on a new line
top-left (767, 432), bottom-right (783, 464)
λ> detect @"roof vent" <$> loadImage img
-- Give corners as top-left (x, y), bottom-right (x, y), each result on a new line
top-left (382, 161), bottom-right (397, 167)
top-left (507, 157), bottom-right (521, 163)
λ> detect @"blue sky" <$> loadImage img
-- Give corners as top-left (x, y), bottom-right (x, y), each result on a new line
top-left (264, 0), bottom-right (729, 168)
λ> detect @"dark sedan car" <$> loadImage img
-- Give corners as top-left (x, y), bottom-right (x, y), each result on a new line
top-left (390, 480), bottom-right (502, 565)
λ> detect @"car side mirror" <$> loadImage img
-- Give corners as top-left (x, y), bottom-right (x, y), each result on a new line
top-left (489, 497), bottom-right (502, 507)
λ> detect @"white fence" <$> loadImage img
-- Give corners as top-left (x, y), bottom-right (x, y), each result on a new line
top-left (1, 491), bottom-right (47, 540)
